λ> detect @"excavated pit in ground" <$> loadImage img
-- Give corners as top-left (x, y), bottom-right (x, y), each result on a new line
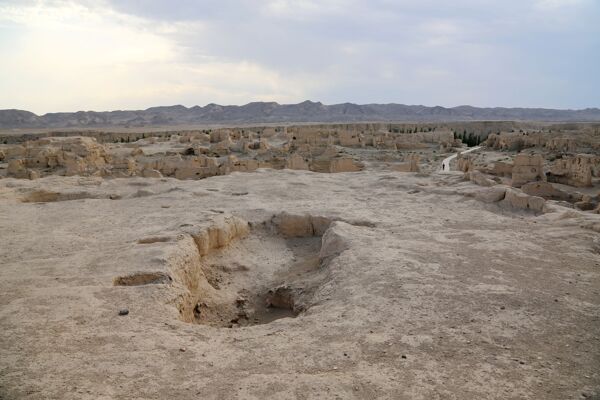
top-left (171, 213), bottom-right (333, 328)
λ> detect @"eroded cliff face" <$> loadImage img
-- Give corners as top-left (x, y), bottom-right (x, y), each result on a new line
top-left (547, 154), bottom-right (594, 187)
top-left (2, 124), bottom-right (598, 216)
top-left (452, 125), bottom-right (599, 213)
top-left (5, 137), bottom-right (111, 179)
top-left (486, 129), bottom-right (600, 154)
top-left (462, 152), bottom-right (599, 213)
top-left (511, 154), bottom-right (546, 188)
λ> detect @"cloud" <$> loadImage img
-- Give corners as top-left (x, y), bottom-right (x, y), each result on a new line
top-left (0, 0), bottom-right (312, 113)
top-left (0, 0), bottom-right (598, 112)
top-left (260, 0), bottom-right (350, 20)
top-left (535, 0), bottom-right (588, 8)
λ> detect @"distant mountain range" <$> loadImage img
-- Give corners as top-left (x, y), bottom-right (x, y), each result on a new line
top-left (1, 101), bottom-right (600, 129)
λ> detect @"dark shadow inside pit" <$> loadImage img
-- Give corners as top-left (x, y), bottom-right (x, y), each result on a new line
top-left (113, 271), bottom-right (172, 286)
top-left (177, 217), bottom-right (327, 328)
top-left (137, 236), bottom-right (172, 244)
top-left (21, 189), bottom-right (115, 203)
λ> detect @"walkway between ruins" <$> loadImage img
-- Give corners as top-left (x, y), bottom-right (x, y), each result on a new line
top-left (440, 146), bottom-right (481, 173)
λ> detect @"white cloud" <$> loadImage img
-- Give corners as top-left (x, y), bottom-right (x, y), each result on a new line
top-left (0, 3), bottom-right (173, 66)
top-left (0, 0), bottom-right (312, 113)
top-left (418, 19), bottom-right (463, 47)
top-left (261, 0), bottom-right (349, 20)
top-left (534, 0), bottom-right (588, 9)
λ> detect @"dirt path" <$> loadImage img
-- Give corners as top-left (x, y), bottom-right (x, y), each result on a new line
top-left (441, 146), bottom-right (482, 172)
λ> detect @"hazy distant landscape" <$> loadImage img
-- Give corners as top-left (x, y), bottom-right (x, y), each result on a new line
top-left (2, 101), bottom-right (600, 130)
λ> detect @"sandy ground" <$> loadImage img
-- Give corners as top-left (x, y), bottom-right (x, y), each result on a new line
top-left (0, 168), bottom-right (599, 399)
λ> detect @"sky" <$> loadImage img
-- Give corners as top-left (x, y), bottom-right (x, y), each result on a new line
top-left (0, 0), bottom-right (598, 114)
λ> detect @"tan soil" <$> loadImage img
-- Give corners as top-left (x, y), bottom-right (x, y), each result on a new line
top-left (0, 169), bottom-right (599, 399)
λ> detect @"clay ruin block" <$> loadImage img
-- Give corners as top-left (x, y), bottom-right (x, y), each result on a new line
top-left (393, 154), bottom-right (420, 173)
top-left (329, 157), bottom-right (362, 173)
top-left (457, 154), bottom-right (473, 172)
top-left (521, 181), bottom-right (576, 202)
top-left (468, 171), bottom-right (496, 187)
top-left (547, 154), bottom-right (593, 187)
top-left (285, 154), bottom-right (309, 170)
top-left (511, 154), bottom-right (545, 187)
top-left (502, 188), bottom-right (546, 213)
top-left (191, 216), bottom-right (250, 256)
top-left (485, 161), bottom-right (513, 177)
top-left (475, 186), bottom-right (507, 203)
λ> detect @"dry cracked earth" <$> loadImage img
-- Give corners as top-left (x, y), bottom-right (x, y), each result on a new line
top-left (0, 169), bottom-right (599, 399)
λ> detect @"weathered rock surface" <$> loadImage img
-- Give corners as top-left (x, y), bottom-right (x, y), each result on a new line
top-left (480, 161), bottom-right (513, 177)
top-left (456, 153), bottom-right (473, 172)
top-left (468, 170), bottom-right (497, 187)
top-left (502, 187), bottom-right (546, 212)
top-left (511, 154), bottom-right (546, 187)
top-left (547, 154), bottom-right (593, 187)
top-left (392, 154), bottom-right (420, 172)
top-left (521, 181), bottom-right (582, 202)
top-left (474, 186), bottom-right (507, 203)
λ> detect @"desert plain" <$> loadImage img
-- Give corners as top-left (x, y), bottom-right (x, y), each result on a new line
top-left (0, 122), bottom-right (599, 399)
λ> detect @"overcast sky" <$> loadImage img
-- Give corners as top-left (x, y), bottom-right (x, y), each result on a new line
top-left (0, 0), bottom-right (598, 114)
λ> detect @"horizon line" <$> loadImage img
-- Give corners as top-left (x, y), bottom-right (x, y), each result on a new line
top-left (2, 101), bottom-right (600, 116)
